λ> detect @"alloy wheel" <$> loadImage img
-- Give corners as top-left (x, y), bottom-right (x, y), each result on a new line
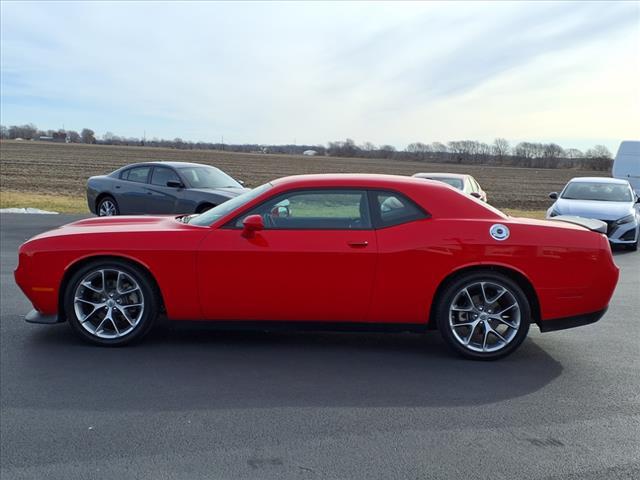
top-left (98, 200), bottom-right (117, 216)
top-left (73, 268), bottom-right (145, 339)
top-left (448, 281), bottom-right (521, 353)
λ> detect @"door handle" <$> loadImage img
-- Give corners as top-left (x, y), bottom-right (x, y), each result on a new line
top-left (115, 185), bottom-right (121, 189)
top-left (347, 241), bottom-right (369, 248)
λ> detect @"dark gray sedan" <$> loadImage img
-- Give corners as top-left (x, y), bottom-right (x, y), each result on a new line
top-left (87, 161), bottom-right (248, 216)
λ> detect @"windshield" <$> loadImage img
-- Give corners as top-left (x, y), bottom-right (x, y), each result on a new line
top-left (561, 182), bottom-right (632, 202)
top-left (188, 183), bottom-right (273, 226)
top-left (179, 166), bottom-right (242, 189)
top-left (429, 177), bottom-right (464, 190)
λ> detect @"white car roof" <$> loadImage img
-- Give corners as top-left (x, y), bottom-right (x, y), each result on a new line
top-left (568, 177), bottom-right (630, 185)
top-left (413, 173), bottom-right (468, 179)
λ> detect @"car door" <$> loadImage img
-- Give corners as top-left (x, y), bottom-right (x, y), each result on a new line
top-left (367, 190), bottom-right (433, 324)
top-left (117, 166), bottom-right (152, 214)
top-left (197, 189), bottom-right (378, 322)
top-left (144, 167), bottom-right (183, 214)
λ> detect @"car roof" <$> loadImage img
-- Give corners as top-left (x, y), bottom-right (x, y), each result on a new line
top-left (568, 177), bottom-right (629, 185)
top-left (412, 173), bottom-right (468, 179)
top-left (270, 173), bottom-right (450, 190)
top-left (121, 161), bottom-right (214, 169)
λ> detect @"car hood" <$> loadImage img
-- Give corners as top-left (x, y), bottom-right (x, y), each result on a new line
top-left (189, 187), bottom-right (249, 197)
top-left (27, 215), bottom-right (199, 242)
top-left (553, 198), bottom-right (635, 221)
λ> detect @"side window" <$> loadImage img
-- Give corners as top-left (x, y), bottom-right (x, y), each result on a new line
top-left (235, 189), bottom-right (371, 230)
top-left (373, 191), bottom-right (428, 227)
top-left (125, 166), bottom-right (151, 184)
top-left (151, 167), bottom-right (180, 187)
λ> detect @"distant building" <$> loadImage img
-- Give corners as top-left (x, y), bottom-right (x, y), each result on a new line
top-left (38, 132), bottom-right (67, 143)
top-left (303, 149), bottom-right (318, 156)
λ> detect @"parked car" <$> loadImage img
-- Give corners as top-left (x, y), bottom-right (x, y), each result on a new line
top-left (87, 161), bottom-right (248, 216)
top-left (16, 174), bottom-right (619, 360)
top-left (612, 140), bottom-right (640, 195)
top-left (412, 172), bottom-right (487, 202)
top-left (547, 177), bottom-right (639, 251)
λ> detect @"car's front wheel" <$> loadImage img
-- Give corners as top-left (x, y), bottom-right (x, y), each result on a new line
top-left (97, 196), bottom-right (119, 216)
top-left (64, 260), bottom-right (159, 346)
top-left (436, 271), bottom-right (531, 360)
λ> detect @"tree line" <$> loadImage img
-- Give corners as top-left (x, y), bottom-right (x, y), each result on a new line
top-left (329, 138), bottom-right (613, 171)
top-left (0, 123), bottom-right (613, 171)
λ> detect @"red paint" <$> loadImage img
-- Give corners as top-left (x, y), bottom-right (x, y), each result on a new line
top-left (14, 174), bottom-right (619, 327)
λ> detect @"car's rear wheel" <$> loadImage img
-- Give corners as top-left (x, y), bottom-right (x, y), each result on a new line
top-left (97, 196), bottom-right (119, 216)
top-left (64, 260), bottom-right (159, 346)
top-left (436, 272), bottom-right (531, 360)
top-left (196, 203), bottom-right (215, 214)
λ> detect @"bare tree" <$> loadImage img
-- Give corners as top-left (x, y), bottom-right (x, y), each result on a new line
top-left (477, 142), bottom-right (492, 158)
top-left (406, 142), bottom-right (430, 160)
top-left (67, 130), bottom-right (81, 143)
top-left (585, 145), bottom-right (612, 159)
top-left (492, 138), bottom-right (510, 159)
top-left (565, 148), bottom-right (584, 159)
top-left (7, 123), bottom-right (38, 139)
top-left (379, 145), bottom-right (396, 159)
top-left (81, 128), bottom-right (96, 144)
top-left (361, 141), bottom-right (376, 152)
top-left (328, 138), bottom-right (359, 157)
top-left (542, 143), bottom-right (564, 168)
top-left (430, 142), bottom-right (448, 153)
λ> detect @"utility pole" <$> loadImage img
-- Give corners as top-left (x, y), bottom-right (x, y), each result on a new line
top-left (221, 135), bottom-right (224, 151)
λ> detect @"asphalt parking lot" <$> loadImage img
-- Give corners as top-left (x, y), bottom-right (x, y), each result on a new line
top-left (1, 213), bottom-right (639, 480)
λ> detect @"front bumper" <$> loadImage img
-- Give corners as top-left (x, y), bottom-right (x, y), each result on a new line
top-left (603, 219), bottom-right (638, 244)
top-left (538, 307), bottom-right (608, 332)
top-left (25, 309), bottom-right (63, 324)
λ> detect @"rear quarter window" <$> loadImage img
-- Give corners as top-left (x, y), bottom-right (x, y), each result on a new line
top-left (121, 166), bottom-right (151, 183)
top-left (372, 191), bottom-right (429, 227)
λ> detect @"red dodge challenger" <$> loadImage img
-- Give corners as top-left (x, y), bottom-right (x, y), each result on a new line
top-left (15, 174), bottom-right (619, 359)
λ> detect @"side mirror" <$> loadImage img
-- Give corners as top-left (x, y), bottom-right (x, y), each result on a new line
top-left (242, 214), bottom-right (264, 238)
top-left (167, 181), bottom-right (184, 189)
top-left (470, 192), bottom-right (482, 199)
top-left (549, 192), bottom-right (558, 199)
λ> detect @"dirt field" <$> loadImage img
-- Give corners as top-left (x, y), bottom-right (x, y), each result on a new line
top-left (0, 140), bottom-right (607, 211)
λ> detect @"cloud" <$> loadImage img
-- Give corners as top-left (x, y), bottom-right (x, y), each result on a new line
top-left (1, 1), bottom-right (638, 151)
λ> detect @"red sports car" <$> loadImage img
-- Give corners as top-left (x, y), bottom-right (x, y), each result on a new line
top-left (15, 174), bottom-right (619, 359)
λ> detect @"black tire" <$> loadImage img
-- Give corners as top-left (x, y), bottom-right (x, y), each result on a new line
top-left (625, 241), bottom-right (638, 251)
top-left (64, 259), bottom-right (159, 346)
top-left (97, 196), bottom-right (119, 216)
top-left (435, 271), bottom-right (531, 360)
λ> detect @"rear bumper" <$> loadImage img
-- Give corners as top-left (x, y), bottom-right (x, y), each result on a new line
top-left (25, 309), bottom-right (63, 324)
top-left (538, 307), bottom-right (607, 332)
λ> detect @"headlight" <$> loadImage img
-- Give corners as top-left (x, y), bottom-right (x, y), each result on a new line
top-left (616, 214), bottom-right (635, 225)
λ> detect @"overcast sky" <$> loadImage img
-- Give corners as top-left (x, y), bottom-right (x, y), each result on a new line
top-left (1, 1), bottom-right (638, 152)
